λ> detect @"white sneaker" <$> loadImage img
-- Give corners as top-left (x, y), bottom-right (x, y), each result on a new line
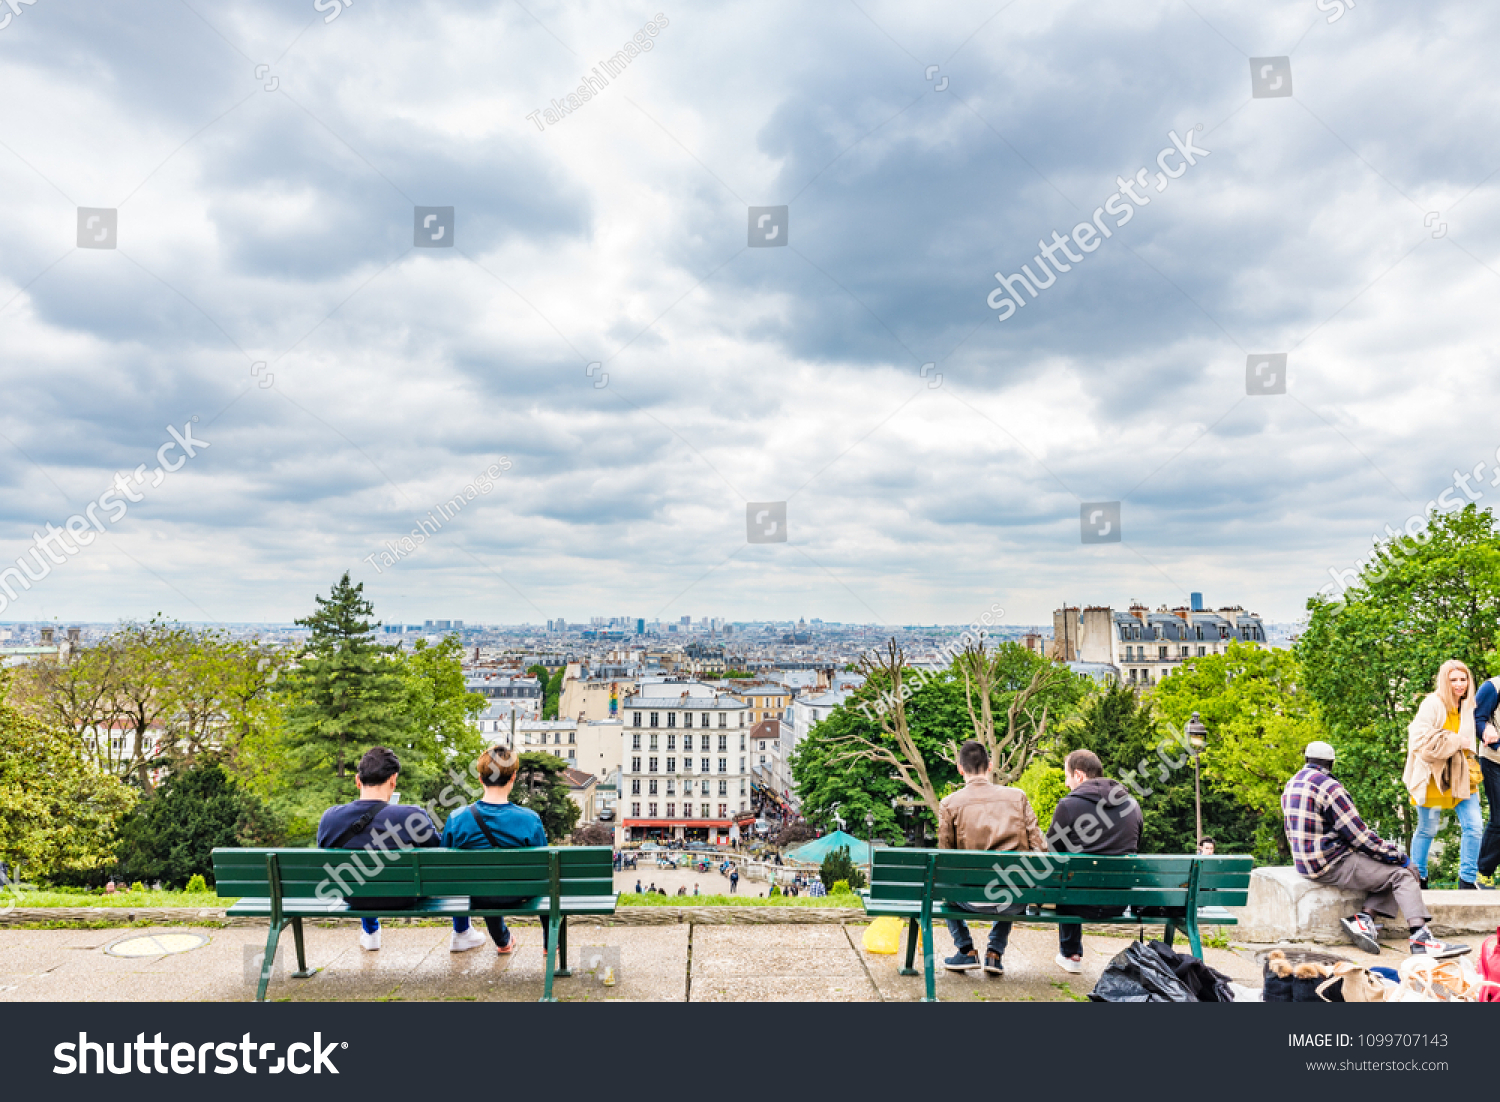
top-left (1055, 953), bottom-right (1083, 974)
top-left (450, 926), bottom-right (489, 953)
top-left (359, 929), bottom-right (380, 952)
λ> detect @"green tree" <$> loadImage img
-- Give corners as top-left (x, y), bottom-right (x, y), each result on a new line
top-left (1297, 505), bottom-right (1500, 838)
top-left (1152, 641), bottom-right (1318, 859)
top-left (115, 760), bottom-right (284, 887)
top-left (282, 574), bottom-right (408, 810)
top-left (527, 664), bottom-right (565, 719)
top-left (1058, 681), bottom-right (1260, 856)
top-left (0, 678), bottom-right (138, 881)
top-left (818, 845), bottom-right (866, 892)
top-left (396, 636), bottom-right (486, 803)
top-left (511, 752), bottom-right (581, 841)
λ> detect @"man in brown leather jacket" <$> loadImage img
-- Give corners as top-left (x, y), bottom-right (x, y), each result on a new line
top-left (939, 740), bottom-right (1046, 976)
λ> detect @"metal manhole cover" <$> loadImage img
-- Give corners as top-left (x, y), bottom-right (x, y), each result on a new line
top-left (104, 932), bottom-right (210, 958)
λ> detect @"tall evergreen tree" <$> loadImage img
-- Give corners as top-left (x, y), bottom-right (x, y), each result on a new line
top-left (283, 574), bottom-right (407, 807)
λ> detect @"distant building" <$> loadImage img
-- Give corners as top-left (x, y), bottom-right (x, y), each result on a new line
top-left (1051, 600), bottom-right (1268, 688)
top-left (619, 683), bottom-right (752, 843)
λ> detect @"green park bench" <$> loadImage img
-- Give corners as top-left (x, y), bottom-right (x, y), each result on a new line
top-left (212, 846), bottom-right (617, 1002)
top-left (862, 849), bottom-right (1253, 1002)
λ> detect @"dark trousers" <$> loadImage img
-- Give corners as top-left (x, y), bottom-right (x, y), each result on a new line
top-left (946, 900), bottom-right (1026, 956)
top-left (1057, 904), bottom-right (1125, 959)
top-left (453, 896), bottom-right (548, 948)
top-left (1479, 757), bottom-right (1500, 879)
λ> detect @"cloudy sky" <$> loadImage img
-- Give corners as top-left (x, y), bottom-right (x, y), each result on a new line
top-left (0, 0), bottom-right (1496, 628)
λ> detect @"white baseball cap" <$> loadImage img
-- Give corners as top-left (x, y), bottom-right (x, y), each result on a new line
top-left (1304, 740), bottom-right (1337, 762)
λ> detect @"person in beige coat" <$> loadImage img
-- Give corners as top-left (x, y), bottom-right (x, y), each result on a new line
top-left (1404, 659), bottom-right (1485, 888)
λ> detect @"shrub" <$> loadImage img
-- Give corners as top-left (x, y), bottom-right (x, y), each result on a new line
top-left (184, 874), bottom-right (208, 894)
top-left (571, 823), bottom-right (614, 847)
top-left (129, 881), bottom-right (146, 893)
top-left (819, 845), bottom-right (867, 892)
top-left (831, 879), bottom-right (852, 895)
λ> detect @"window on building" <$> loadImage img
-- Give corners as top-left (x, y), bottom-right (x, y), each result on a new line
top-left (1159, 646), bottom-right (1167, 660)
top-left (667, 733), bottom-right (676, 750)
top-left (631, 779), bottom-right (640, 795)
top-left (648, 802), bottom-right (657, 817)
top-left (666, 780), bottom-right (675, 796)
top-left (631, 756), bottom-right (641, 772)
top-left (719, 714), bottom-right (727, 728)
top-left (740, 778), bottom-right (747, 795)
top-left (701, 803), bottom-right (711, 818)
top-left (1129, 668), bottom-right (1138, 681)
top-left (1197, 646), bottom-right (1206, 657)
top-left (683, 779), bottom-right (693, 796)
top-left (718, 734), bottom-right (728, 752)
top-left (648, 757), bottom-right (658, 773)
top-left (740, 733), bottom-right (746, 751)
top-left (632, 733), bottom-right (641, 751)
top-left (667, 712), bottom-right (677, 728)
top-left (760, 755), bottom-right (766, 765)
top-left (683, 713), bottom-right (692, 728)
top-left (666, 803), bottom-right (675, 818)
top-left (701, 757), bottom-right (710, 773)
top-left (666, 757), bottom-right (676, 773)
top-left (1180, 646), bottom-right (1188, 657)
top-left (718, 779), bottom-right (727, 797)
top-left (718, 803), bottom-right (728, 818)
top-left (702, 713), bottom-right (710, 727)
top-left (649, 733), bottom-right (659, 751)
top-left (648, 779), bottom-right (658, 795)
top-left (649, 712), bottom-right (659, 728)
top-left (632, 802), bottom-right (641, 817)
top-left (632, 712), bottom-right (642, 727)
top-left (718, 758), bottom-right (727, 774)
top-left (739, 756), bottom-right (745, 771)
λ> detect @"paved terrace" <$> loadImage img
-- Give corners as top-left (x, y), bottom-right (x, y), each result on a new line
top-left (2, 915), bottom-right (1272, 1002)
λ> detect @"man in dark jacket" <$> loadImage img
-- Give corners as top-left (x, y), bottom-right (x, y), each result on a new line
top-left (1046, 749), bottom-right (1143, 975)
top-left (315, 746), bottom-right (440, 952)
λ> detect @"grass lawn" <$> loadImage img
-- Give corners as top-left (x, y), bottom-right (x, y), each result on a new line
top-left (6, 890), bottom-right (232, 908)
top-left (619, 892), bottom-right (861, 907)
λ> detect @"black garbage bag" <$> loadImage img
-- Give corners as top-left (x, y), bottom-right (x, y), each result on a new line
top-left (1146, 939), bottom-right (1236, 1002)
top-left (1090, 941), bottom-right (1199, 1002)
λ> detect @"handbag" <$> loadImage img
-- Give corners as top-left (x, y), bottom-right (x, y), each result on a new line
top-left (1468, 750), bottom-right (1483, 791)
top-left (1316, 961), bottom-right (1397, 1003)
top-left (1398, 955), bottom-right (1499, 1002)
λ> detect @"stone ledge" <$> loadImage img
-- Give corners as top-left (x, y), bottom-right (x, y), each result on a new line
top-left (1227, 866), bottom-right (1500, 942)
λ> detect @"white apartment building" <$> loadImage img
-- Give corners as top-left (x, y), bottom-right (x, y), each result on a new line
top-left (619, 683), bottom-right (752, 843)
top-left (1052, 601), bottom-right (1268, 687)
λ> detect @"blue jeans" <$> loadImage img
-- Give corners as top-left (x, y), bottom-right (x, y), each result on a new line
top-left (946, 901), bottom-right (1025, 957)
top-left (1410, 794), bottom-right (1483, 883)
top-left (360, 916), bottom-right (472, 935)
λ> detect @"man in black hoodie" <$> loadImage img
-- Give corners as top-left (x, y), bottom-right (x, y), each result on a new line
top-left (1046, 749), bottom-right (1143, 974)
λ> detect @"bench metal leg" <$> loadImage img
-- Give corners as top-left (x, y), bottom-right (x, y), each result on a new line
top-left (541, 914), bottom-right (561, 1002)
top-left (899, 917), bottom-right (919, 976)
top-left (1183, 912), bottom-right (1203, 959)
top-left (554, 916), bottom-right (571, 978)
top-left (256, 923), bottom-right (282, 1003)
top-left (290, 916), bottom-right (316, 979)
top-left (921, 918), bottom-right (937, 1003)
top-left (1162, 920), bottom-right (1175, 949)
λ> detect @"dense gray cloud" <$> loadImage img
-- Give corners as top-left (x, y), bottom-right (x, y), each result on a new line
top-left (1, 0), bottom-right (1497, 627)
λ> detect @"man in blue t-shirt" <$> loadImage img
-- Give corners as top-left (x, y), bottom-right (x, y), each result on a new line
top-left (316, 746), bottom-right (439, 952)
top-left (441, 744), bottom-right (548, 954)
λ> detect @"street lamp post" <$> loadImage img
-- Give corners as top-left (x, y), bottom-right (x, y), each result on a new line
top-left (1185, 711), bottom-right (1209, 850)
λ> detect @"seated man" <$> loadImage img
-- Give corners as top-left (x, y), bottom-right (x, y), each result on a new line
top-left (1282, 740), bottom-right (1468, 958)
top-left (940, 739), bottom-right (1046, 976)
top-left (1046, 749), bottom-right (1142, 975)
top-left (440, 744), bottom-right (548, 955)
top-left (316, 746), bottom-right (440, 952)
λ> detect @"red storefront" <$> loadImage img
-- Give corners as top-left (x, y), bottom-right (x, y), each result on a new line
top-left (624, 819), bottom-right (731, 843)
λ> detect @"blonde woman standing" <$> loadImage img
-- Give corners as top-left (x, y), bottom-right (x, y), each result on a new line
top-left (1404, 659), bottom-right (1485, 888)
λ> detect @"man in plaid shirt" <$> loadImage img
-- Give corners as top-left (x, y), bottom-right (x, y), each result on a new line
top-left (1282, 740), bottom-right (1466, 958)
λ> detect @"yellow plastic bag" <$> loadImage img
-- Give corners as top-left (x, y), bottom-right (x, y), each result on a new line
top-left (862, 916), bottom-right (907, 955)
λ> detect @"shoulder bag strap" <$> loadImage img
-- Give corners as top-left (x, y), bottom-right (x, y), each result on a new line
top-left (469, 803), bottom-right (507, 848)
top-left (329, 806), bottom-right (383, 849)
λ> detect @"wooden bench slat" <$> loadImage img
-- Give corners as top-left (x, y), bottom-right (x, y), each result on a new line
top-left (862, 899), bottom-right (1241, 925)
top-left (225, 894), bottom-right (619, 918)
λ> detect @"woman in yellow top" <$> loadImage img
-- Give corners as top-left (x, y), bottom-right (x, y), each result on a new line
top-left (1403, 659), bottom-right (1485, 888)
